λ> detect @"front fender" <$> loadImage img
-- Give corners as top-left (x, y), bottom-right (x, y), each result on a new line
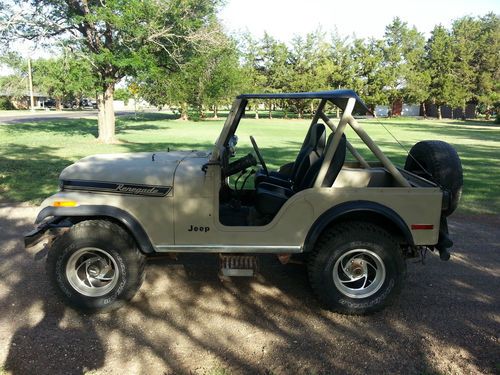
top-left (35, 205), bottom-right (156, 254)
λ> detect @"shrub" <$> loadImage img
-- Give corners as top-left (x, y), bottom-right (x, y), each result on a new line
top-left (0, 97), bottom-right (15, 110)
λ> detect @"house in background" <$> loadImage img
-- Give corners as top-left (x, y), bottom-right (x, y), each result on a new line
top-left (0, 91), bottom-right (49, 109)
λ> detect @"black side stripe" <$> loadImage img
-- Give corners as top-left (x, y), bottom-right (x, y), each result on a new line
top-left (61, 180), bottom-right (172, 197)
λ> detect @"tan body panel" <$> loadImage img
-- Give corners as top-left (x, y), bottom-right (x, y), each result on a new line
top-left (38, 93), bottom-right (445, 252)
top-left (172, 162), bottom-right (442, 247)
top-left (41, 191), bottom-right (175, 245)
top-left (41, 154), bottom-right (442, 250)
top-left (60, 151), bottom-right (207, 186)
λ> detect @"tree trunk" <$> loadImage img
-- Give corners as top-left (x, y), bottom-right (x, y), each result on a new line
top-left (437, 105), bottom-right (442, 120)
top-left (213, 106), bottom-right (218, 119)
top-left (255, 106), bottom-right (259, 119)
top-left (55, 98), bottom-right (62, 111)
top-left (180, 103), bottom-right (188, 120)
top-left (298, 109), bottom-right (303, 119)
top-left (310, 102), bottom-right (314, 117)
top-left (268, 105), bottom-right (272, 119)
top-left (422, 102), bottom-right (427, 119)
top-left (97, 84), bottom-right (117, 144)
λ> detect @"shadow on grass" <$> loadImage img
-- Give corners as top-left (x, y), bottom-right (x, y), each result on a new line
top-left (117, 112), bottom-right (180, 122)
top-left (3, 119), bottom-right (99, 137)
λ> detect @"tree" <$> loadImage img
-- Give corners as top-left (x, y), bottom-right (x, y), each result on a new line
top-left (350, 38), bottom-right (388, 112)
top-left (239, 33), bottom-right (267, 118)
top-left (0, 53), bottom-right (30, 100)
top-left (288, 31), bottom-right (331, 117)
top-left (426, 25), bottom-right (457, 119)
top-left (202, 42), bottom-right (244, 118)
top-left (450, 16), bottom-right (481, 118)
top-left (259, 33), bottom-right (290, 118)
top-left (383, 18), bottom-right (429, 114)
top-left (137, 34), bottom-right (242, 120)
top-left (1, 0), bottom-right (222, 143)
top-left (34, 55), bottom-right (96, 110)
top-left (472, 13), bottom-right (500, 118)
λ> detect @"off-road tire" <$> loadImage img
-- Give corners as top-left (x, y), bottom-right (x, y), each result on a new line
top-left (46, 220), bottom-right (146, 313)
top-left (404, 140), bottom-right (463, 216)
top-left (308, 222), bottom-right (406, 315)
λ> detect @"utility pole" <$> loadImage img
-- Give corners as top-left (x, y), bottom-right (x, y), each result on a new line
top-left (27, 58), bottom-right (35, 111)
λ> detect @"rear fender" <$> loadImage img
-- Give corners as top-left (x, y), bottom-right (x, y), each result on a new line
top-left (304, 200), bottom-right (414, 252)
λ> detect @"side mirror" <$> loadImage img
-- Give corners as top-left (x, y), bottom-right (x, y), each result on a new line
top-left (228, 135), bottom-right (238, 156)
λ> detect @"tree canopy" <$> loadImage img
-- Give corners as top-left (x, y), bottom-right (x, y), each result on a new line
top-left (1, 7), bottom-right (498, 122)
top-left (1, 0), bottom-right (223, 142)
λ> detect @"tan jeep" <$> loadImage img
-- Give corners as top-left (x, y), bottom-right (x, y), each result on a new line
top-left (25, 90), bottom-right (463, 315)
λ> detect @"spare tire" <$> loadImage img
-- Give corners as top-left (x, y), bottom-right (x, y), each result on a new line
top-left (404, 140), bottom-right (463, 216)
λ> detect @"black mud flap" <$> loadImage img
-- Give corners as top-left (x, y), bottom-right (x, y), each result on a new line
top-left (435, 216), bottom-right (453, 261)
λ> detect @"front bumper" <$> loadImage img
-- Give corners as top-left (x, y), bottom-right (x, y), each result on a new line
top-left (24, 218), bottom-right (63, 249)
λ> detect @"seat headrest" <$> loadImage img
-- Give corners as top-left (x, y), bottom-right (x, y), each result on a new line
top-left (321, 132), bottom-right (347, 187)
top-left (310, 123), bottom-right (326, 154)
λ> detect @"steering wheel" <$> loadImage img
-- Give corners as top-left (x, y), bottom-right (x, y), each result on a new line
top-left (250, 136), bottom-right (269, 176)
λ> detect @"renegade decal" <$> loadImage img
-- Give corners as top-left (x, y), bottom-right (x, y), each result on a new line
top-left (61, 180), bottom-right (172, 197)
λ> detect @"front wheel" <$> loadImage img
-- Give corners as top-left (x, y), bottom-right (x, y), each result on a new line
top-left (46, 220), bottom-right (146, 313)
top-left (308, 222), bottom-right (406, 315)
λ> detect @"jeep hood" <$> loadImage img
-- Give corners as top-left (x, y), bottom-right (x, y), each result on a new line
top-left (60, 151), bottom-right (209, 187)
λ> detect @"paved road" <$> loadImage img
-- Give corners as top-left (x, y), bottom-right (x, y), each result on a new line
top-left (0, 205), bottom-right (498, 375)
top-left (0, 110), bottom-right (148, 124)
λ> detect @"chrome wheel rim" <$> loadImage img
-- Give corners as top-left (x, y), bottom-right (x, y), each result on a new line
top-left (66, 247), bottom-right (119, 297)
top-left (333, 249), bottom-right (386, 299)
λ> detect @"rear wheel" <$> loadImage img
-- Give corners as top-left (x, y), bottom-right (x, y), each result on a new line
top-left (308, 222), bottom-right (405, 315)
top-left (46, 220), bottom-right (146, 313)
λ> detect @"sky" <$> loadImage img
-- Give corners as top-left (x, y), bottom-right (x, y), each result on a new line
top-left (1, 0), bottom-right (498, 73)
top-left (220, 0), bottom-right (499, 42)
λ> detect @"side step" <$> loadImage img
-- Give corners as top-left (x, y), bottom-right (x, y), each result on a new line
top-left (219, 254), bottom-right (258, 277)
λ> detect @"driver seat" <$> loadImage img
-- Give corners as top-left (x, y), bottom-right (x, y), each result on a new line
top-left (254, 123), bottom-right (326, 188)
top-left (255, 133), bottom-right (347, 216)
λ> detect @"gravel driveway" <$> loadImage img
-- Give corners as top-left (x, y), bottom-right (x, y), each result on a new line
top-left (0, 204), bottom-right (498, 375)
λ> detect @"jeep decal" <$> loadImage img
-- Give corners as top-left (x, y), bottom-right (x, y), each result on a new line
top-left (188, 225), bottom-right (210, 232)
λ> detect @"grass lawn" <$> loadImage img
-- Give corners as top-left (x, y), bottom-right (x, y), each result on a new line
top-left (0, 113), bottom-right (498, 214)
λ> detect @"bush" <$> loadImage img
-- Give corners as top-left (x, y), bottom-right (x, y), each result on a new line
top-left (495, 113), bottom-right (500, 124)
top-left (0, 97), bottom-right (15, 110)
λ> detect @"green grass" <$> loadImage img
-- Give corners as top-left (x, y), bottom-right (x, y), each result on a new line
top-left (0, 113), bottom-right (498, 214)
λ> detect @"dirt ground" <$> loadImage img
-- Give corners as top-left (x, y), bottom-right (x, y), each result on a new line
top-left (0, 204), bottom-right (498, 375)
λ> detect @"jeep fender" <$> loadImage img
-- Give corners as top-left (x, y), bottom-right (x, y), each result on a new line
top-left (303, 201), bottom-right (414, 252)
top-left (35, 205), bottom-right (155, 254)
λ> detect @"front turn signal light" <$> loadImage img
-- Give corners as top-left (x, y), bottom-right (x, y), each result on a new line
top-left (52, 201), bottom-right (78, 207)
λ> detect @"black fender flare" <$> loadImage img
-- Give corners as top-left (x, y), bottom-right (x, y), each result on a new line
top-left (303, 200), bottom-right (414, 252)
top-left (36, 205), bottom-right (156, 254)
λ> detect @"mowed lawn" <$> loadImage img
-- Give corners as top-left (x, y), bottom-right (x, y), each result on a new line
top-left (0, 112), bottom-right (498, 214)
